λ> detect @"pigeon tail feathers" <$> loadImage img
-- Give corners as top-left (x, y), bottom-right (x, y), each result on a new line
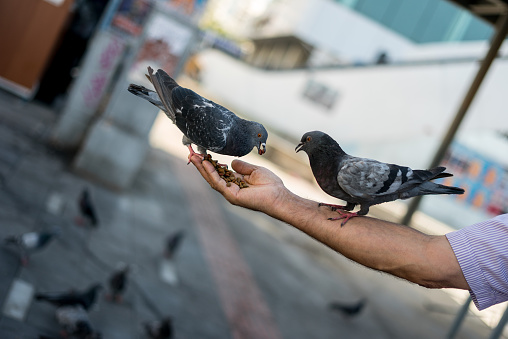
top-left (411, 182), bottom-right (465, 196)
top-left (412, 167), bottom-right (452, 182)
top-left (127, 84), bottom-right (166, 112)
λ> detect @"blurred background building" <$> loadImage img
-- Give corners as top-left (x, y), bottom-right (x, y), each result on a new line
top-left (1, 1), bottom-right (508, 337)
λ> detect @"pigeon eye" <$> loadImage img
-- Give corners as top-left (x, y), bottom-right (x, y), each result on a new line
top-left (258, 133), bottom-right (262, 138)
top-left (306, 136), bottom-right (312, 142)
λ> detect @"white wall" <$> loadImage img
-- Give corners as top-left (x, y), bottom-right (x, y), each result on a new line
top-left (197, 49), bottom-right (507, 168)
top-left (294, 0), bottom-right (415, 63)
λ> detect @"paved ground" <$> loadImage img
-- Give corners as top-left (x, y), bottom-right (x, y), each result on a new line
top-left (0, 88), bottom-right (497, 338)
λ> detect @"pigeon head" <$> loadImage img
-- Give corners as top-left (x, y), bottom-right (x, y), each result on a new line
top-left (296, 131), bottom-right (329, 153)
top-left (233, 120), bottom-right (268, 156)
top-left (251, 122), bottom-right (268, 155)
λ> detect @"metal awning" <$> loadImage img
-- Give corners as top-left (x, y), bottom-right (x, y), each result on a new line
top-left (401, 1), bottom-right (508, 225)
top-left (449, 0), bottom-right (508, 24)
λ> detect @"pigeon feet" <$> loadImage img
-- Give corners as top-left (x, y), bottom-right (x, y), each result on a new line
top-left (74, 216), bottom-right (85, 226)
top-left (328, 211), bottom-right (359, 227)
top-left (187, 145), bottom-right (204, 164)
top-left (106, 293), bottom-right (123, 303)
top-left (318, 202), bottom-right (348, 211)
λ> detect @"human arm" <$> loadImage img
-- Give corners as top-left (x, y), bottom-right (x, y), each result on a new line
top-left (190, 156), bottom-right (469, 290)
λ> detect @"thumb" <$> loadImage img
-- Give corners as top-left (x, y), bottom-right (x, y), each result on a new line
top-left (231, 160), bottom-right (257, 175)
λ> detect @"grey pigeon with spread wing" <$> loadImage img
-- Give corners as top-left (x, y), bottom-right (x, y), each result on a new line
top-left (4, 227), bottom-right (60, 265)
top-left (55, 305), bottom-right (100, 339)
top-left (35, 283), bottom-right (102, 310)
top-left (296, 131), bottom-right (464, 225)
top-left (128, 67), bottom-right (267, 162)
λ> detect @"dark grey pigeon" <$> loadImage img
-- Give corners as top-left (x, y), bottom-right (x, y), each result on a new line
top-left (296, 131), bottom-right (465, 226)
top-left (329, 299), bottom-right (366, 317)
top-left (107, 263), bottom-right (129, 303)
top-left (164, 230), bottom-right (185, 260)
top-left (144, 317), bottom-right (173, 339)
top-left (77, 188), bottom-right (98, 227)
top-left (4, 227), bottom-right (60, 265)
top-left (128, 67), bottom-right (268, 162)
top-left (35, 283), bottom-right (102, 311)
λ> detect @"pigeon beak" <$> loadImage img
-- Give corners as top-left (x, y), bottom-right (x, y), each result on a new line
top-left (258, 143), bottom-right (266, 155)
top-left (295, 142), bottom-right (304, 153)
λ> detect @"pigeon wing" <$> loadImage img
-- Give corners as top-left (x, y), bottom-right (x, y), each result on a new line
top-left (338, 158), bottom-right (414, 199)
top-left (171, 87), bottom-right (233, 153)
top-left (148, 67), bottom-right (178, 122)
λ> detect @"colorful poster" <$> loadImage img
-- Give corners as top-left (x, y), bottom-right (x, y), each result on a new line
top-left (111, 0), bottom-right (153, 37)
top-left (441, 143), bottom-right (508, 215)
top-left (160, 0), bottom-right (208, 22)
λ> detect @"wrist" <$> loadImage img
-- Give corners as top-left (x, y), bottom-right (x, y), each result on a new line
top-left (263, 185), bottom-right (295, 218)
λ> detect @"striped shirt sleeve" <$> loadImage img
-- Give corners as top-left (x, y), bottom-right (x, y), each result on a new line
top-left (446, 214), bottom-right (508, 311)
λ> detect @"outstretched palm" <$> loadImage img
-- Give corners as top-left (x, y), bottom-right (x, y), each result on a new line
top-left (190, 156), bottom-right (287, 213)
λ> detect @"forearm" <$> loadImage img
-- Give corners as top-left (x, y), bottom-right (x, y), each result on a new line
top-left (266, 190), bottom-right (469, 290)
top-left (190, 157), bottom-right (468, 290)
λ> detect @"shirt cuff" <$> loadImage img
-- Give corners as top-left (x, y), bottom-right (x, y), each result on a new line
top-left (446, 230), bottom-right (495, 311)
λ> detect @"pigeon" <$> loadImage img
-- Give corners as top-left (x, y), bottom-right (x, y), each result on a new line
top-left (4, 227), bottom-right (60, 265)
top-left (164, 230), bottom-right (185, 260)
top-left (128, 67), bottom-right (268, 163)
top-left (76, 188), bottom-right (99, 227)
top-left (107, 263), bottom-right (129, 303)
top-left (328, 299), bottom-right (366, 317)
top-left (35, 283), bottom-right (103, 311)
top-left (55, 305), bottom-right (101, 339)
top-left (296, 131), bottom-right (465, 225)
top-left (143, 317), bottom-right (173, 339)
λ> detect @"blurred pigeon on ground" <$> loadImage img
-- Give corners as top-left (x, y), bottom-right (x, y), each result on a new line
top-left (296, 131), bottom-right (465, 226)
top-left (164, 230), bottom-right (185, 260)
top-left (329, 299), bottom-right (366, 317)
top-left (76, 188), bottom-right (98, 227)
top-left (128, 67), bottom-right (268, 163)
top-left (55, 305), bottom-right (101, 339)
top-left (4, 227), bottom-right (60, 265)
top-left (106, 263), bottom-right (129, 303)
top-left (144, 317), bottom-right (173, 339)
top-left (35, 283), bottom-right (102, 311)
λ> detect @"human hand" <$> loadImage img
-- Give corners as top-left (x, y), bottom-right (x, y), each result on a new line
top-left (189, 155), bottom-right (289, 214)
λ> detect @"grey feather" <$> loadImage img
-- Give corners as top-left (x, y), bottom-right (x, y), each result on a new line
top-left (128, 67), bottom-right (268, 157)
top-left (296, 131), bottom-right (464, 216)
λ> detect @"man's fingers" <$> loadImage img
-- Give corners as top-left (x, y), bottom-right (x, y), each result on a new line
top-left (202, 159), bottom-right (219, 178)
top-left (190, 155), bottom-right (232, 192)
top-left (190, 155), bottom-right (215, 187)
